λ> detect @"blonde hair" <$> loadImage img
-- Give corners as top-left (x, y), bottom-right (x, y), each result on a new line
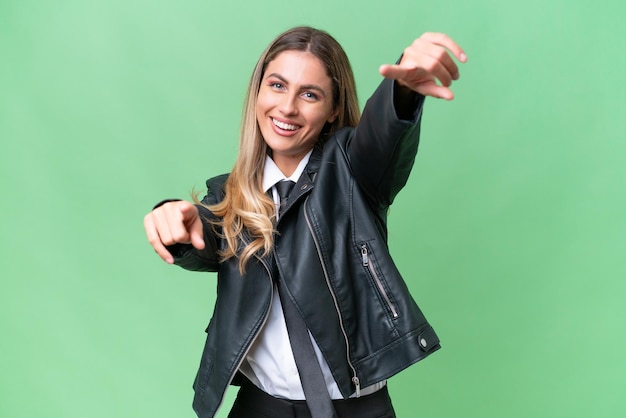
top-left (208, 26), bottom-right (360, 273)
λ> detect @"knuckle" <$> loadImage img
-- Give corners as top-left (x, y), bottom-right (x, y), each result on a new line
top-left (435, 48), bottom-right (448, 60)
top-left (430, 32), bottom-right (445, 40)
top-left (148, 236), bottom-right (163, 247)
top-left (161, 237), bottom-right (176, 246)
top-left (410, 38), bottom-right (424, 50)
top-left (424, 60), bottom-right (439, 73)
top-left (171, 232), bottom-right (186, 243)
top-left (151, 208), bottom-right (164, 220)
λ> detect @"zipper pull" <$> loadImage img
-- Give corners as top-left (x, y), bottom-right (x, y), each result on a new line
top-left (361, 245), bottom-right (368, 266)
top-left (352, 376), bottom-right (361, 397)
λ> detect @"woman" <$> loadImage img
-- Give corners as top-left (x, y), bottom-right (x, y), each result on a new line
top-left (144, 26), bottom-right (465, 418)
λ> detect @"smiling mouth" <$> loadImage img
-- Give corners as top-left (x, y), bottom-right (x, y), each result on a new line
top-left (272, 118), bottom-right (301, 131)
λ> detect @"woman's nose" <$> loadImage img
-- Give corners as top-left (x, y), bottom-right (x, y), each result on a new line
top-left (279, 94), bottom-right (298, 116)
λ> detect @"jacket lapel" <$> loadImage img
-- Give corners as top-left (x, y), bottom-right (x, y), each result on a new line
top-left (278, 145), bottom-right (322, 217)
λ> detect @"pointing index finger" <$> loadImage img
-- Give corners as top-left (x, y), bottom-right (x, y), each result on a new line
top-left (378, 63), bottom-right (413, 81)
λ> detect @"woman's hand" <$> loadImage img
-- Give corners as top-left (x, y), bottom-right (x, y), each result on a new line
top-left (143, 200), bottom-right (205, 264)
top-left (379, 32), bottom-right (467, 100)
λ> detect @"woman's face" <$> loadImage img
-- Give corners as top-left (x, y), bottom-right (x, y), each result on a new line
top-left (256, 50), bottom-right (337, 174)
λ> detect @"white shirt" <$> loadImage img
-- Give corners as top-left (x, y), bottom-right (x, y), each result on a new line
top-left (238, 150), bottom-right (385, 399)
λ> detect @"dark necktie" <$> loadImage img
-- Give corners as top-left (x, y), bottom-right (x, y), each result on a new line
top-left (274, 180), bottom-right (337, 418)
top-left (275, 179), bottom-right (295, 212)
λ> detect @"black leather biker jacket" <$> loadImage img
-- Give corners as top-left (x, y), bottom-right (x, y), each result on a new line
top-left (171, 78), bottom-right (440, 417)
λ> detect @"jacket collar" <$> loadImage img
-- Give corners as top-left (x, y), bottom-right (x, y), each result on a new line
top-left (305, 143), bottom-right (323, 179)
top-left (277, 144), bottom-right (323, 219)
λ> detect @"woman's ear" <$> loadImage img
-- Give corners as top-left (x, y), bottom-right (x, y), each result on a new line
top-left (327, 108), bottom-right (339, 124)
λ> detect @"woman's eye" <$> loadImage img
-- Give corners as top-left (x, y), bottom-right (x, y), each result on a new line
top-left (270, 82), bottom-right (284, 90)
top-left (302, 92), bottom-right (319, 100)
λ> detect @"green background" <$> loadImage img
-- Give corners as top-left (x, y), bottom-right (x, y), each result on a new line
top-left (2, 0), bottom-right (625, 417)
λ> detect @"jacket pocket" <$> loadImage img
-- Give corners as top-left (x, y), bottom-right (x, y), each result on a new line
top-left (359, 242), bottom-right (400, 320)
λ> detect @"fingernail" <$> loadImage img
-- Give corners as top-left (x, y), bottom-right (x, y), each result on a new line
top-left (460, 53), bottom-right (467, 62)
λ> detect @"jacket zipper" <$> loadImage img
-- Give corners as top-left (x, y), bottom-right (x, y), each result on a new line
top-left (304, 197), bottom-right (361, 397)
top-left (361, 244), bottom-right (399, 319)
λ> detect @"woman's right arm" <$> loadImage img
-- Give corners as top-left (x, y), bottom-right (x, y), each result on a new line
top-left (143, 200), bottom-right (220, 272)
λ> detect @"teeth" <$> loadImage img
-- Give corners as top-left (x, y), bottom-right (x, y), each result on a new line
top-left (272, 118), bottom-right (299, 131)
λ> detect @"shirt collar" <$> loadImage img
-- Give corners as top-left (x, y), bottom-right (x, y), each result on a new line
top-left (262, 150), bottom-right (313, 192)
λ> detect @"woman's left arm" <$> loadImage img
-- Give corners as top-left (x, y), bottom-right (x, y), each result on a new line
top-left (348, 33), bottom-right (466, 208)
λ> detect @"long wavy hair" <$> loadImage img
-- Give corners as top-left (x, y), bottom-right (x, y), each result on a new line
top-left (207, 26), bottom-right (360, 273)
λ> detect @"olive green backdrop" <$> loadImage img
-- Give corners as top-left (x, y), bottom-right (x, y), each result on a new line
top-left (1, 0), bottom-right (625, 417)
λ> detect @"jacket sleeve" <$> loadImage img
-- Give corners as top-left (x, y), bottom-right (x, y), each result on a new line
top-left (165, 175), bottom-right (228, 273)
top-left (168, 204), bottom-right (220, 272)
top-left (345, 77), bottom-right (424, 210)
